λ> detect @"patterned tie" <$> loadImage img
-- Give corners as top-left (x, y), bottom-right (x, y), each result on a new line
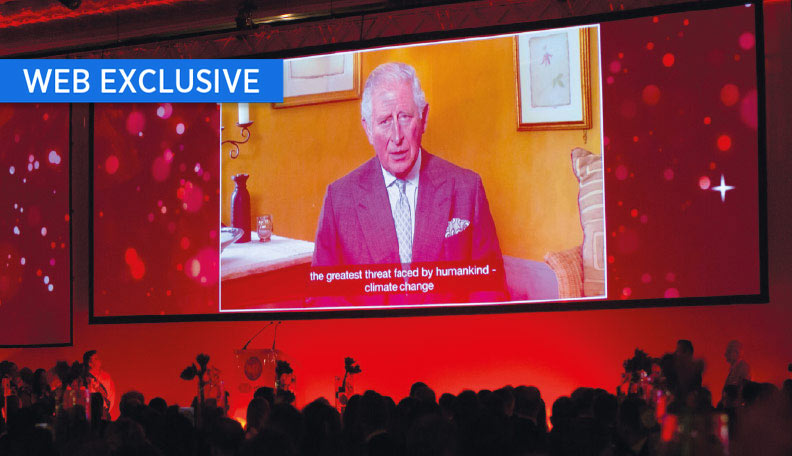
top-left (393, 179), bottom-right (412, 264)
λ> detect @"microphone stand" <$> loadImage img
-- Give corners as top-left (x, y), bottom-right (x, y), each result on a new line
top-left (241, 321), bottom-right (274, 350)
top-left (271, 321), bottom-right (282, 351)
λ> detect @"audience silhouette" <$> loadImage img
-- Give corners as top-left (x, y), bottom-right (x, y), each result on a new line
top-left (1, 352), bottom-right (791, 456)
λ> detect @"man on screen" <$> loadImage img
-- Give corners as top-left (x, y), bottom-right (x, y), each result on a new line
top-left (312, 62), bottom-right (506, 302)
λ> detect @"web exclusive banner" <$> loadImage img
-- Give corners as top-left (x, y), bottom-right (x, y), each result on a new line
top-left (0, 60), bottom-right (283, 102)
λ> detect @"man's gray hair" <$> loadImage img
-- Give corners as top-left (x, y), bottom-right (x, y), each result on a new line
top-left (361, 62), bottom-right (427, 125)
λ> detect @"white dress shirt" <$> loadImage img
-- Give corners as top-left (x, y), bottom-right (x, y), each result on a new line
top-left (381, 150), bottom-right (421, 239)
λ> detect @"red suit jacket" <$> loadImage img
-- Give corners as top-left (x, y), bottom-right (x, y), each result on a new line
top-left (311, 151), bottom-right (507, 305)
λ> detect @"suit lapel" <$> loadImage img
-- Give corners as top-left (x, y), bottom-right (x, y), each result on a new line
top-left (355, 158), bottom-right (400, 264)
top-left (413, 152), bottom-right (452, 263)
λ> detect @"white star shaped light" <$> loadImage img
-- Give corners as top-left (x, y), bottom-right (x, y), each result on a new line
top-left (711, 174), bottom-right (734, 202)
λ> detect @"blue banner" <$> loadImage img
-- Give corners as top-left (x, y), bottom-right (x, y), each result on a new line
top-left (0, 60), bottom-right (283, 102)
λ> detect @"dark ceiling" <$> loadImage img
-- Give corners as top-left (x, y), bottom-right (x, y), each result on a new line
top-left (1, 0), bottom-right (698, 58)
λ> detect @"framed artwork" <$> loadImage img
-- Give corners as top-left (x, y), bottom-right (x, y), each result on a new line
top-left (274, 52), bottom-right (361, 108)
top-left (515, 27), bottom-right (592, 130)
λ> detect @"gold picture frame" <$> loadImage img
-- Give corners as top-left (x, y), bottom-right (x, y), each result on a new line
top-left (274, 52), bottom-right (361, 108)
top-left (515, 27), bottom-right (592, 131)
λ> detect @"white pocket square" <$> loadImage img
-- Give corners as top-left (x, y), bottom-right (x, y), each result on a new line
top-left (445, 218), bottom-right (470, 238)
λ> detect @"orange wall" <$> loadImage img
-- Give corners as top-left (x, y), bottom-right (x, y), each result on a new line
top-left (221, 28), bottom-right (601, 261)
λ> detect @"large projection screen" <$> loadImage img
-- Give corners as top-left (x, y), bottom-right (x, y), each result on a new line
top-left (0, 104), bottom-right (72, 346)
top-left (92, 2), bottom-right (766, 322)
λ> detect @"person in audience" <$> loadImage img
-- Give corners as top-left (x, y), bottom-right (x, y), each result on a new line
top-left (254, 386), bottom-right (275, 408)
top-left (244, 397), bottom-right (270, 440)
top-left (83, 350), bottom-right (116, 418)
top-left (148, 397), bottom-right (168, 415)
top-left (667, 339), bottom-right (704, 410)
top-left (723, 340), bottom-right (751, 400)
top-left (409, 382), bottom-right (436, 405)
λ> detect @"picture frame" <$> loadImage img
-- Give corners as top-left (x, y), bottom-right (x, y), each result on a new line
top-left (274, 52), bottom-right (361, 108)
top-left (515, 27), bottom-right (592, 130)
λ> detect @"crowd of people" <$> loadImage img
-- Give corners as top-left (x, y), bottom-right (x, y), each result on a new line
top-left (1, 342), bottom-right (791, 456)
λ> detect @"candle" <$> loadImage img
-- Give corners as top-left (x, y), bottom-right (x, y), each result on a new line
top-left (238, 103), bottom-right (250, 124)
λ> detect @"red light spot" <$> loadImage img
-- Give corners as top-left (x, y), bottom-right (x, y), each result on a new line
top-left (124, 248), bottom-right (138, 265)
top-left (664, 169), bottom-right (674, 181)
top-left (683, 18), bottom-right (689, 26)
top-left (105, 155), bottom-right (119, 175)
top-left (652, 16), bottom-right (659, 23)
top-left (130, 262), bottom-right (145, 280)
top-left (664, 288), bottom-right (680, 298)
top-left (36, 269), bottom-right (42, 277)
top-left (704, 116), bottom-right (711, 125)
top-left (721, 84), bottom-right (740, 106)
top-left (609, 60), bottom-right (622, 74)
top-left (166, 290), bottom-right (172, 296)
top-left (43, 113), bottom-right (49, 121)
top-left (182, 182), bottom-right (204, 213)
top-left (717, 135), bottom-right (732, 151)
top-left (642, 84), bottom-right (661, 106)
top-left (633, 136), bottom-right (639, 142)
top-left (176, 263), bottom-right (183, 271)
top-left (740, 88), bottom-right (758, 130)
top-left (99, 211), bottom-right (104, 218)
top-left (709, 161), bottom-right (717, 170)
top-left (180, 237), bottom-right (190, 250)
top-left (608, 256), bottom-right (615, 264)
top-left (641, 273), bottom-right (652, 283)
top-left (64, 214), bottom-right (70, 222)
top-left (618, 52), bottom-right (624, 59)
top-left (646, 42), bottom-right (654, 50)
top-left (50, 242), bottom-right (56, 249)
top-left (606, 76), bottom-right (615, 85)
top-left (734, 54), bottom-right (741, 62)
top-left (738, 32), bottom-right (755, 50)
top-left (622, 287), bottom-right (632, 297)
top-left (126, 111), bottom-right (145, 135)
top-left (662, 53), bottom-right (675, 67)
top-left (630, 209), bottom-right (638, 218)
top-left (124, 249), bottom-right (145, 280)
top-left (152, 156), bottom-right (170, 182)
top-left (699, 176), bottom-right (711, 190)
top-left (615, 165), bottom-right (629, 181)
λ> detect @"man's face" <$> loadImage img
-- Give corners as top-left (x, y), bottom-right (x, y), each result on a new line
top-left (363, 80), bottom-right (428, 179)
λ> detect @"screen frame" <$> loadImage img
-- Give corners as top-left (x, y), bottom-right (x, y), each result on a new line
top-left (88, 0), bottom-right (768, 324)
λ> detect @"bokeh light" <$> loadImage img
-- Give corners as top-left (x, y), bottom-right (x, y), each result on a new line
top-left (642, 84), bottom-right (661, 106)
top-left (105, 155), bottom-right (119, 175)
top-left (720, 84), bottom-right (739, 106)
top-left (738, 32), bottom-right (755, 50)
top-left (717, 135), bottom-right (732, 151)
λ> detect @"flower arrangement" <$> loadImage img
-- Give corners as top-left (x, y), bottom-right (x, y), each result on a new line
top-left (623, 348), bottom-right (654, 382)
top-left (180, 353), bottom-right (210, 427)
